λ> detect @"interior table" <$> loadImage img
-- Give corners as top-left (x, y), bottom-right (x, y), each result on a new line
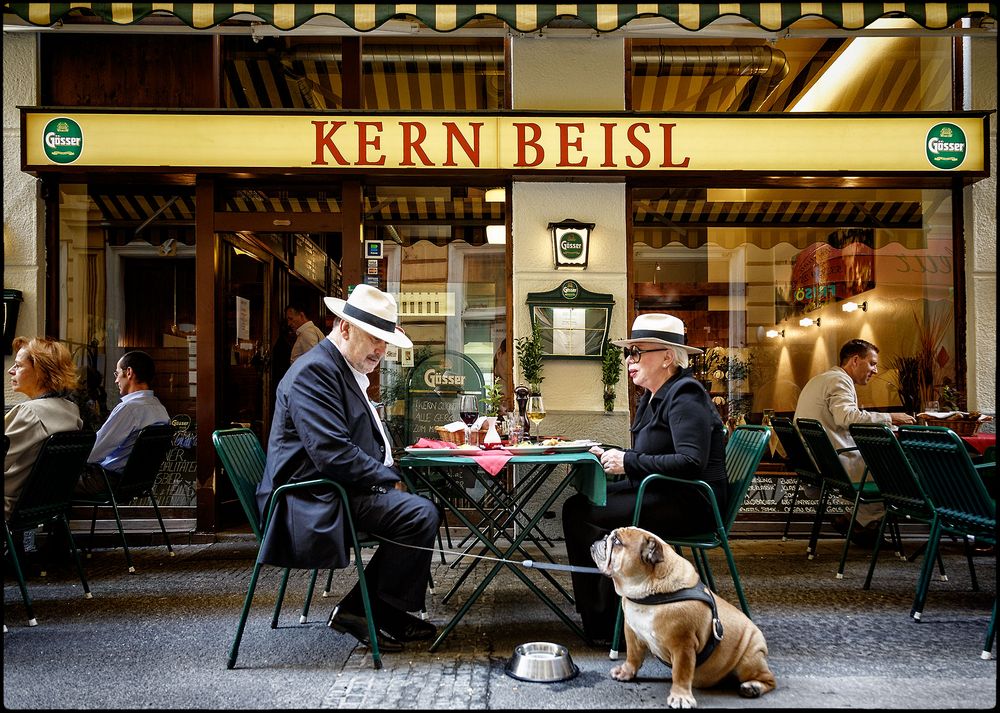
top-left (398, 450), bottom-right (606, 651)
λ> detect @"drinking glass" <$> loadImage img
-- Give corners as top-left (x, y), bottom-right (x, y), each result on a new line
top-left (526, 395), bottom-right (545, 442)
top-left (458, 394), bottom-right (479, 445)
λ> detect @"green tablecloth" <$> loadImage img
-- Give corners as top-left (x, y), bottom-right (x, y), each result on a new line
top-left (398, 451), bottom-right (606, 506)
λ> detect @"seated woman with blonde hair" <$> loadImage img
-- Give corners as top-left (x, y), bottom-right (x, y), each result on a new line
top-left (4, 336), bottom-right (83, 520)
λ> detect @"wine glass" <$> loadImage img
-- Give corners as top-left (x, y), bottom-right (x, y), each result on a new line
top-left (526, 395), bottom-right (545, 442)
top-left (458, 394), bottom-right (479, 446)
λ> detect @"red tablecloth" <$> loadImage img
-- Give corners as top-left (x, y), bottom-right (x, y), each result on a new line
top-left (961, 433), bottom-right (996, 456)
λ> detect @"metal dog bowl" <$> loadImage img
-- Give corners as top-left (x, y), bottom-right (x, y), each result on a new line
top-left (505, 641), bottom-right (579, 683)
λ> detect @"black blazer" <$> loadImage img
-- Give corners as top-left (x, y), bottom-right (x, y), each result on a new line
top-left (623, 368), bottom-right (729, 513)
top-left (256, 339), bottom-right (400, 569)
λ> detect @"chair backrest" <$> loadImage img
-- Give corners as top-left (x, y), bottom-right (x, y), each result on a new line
top-left (8, 430), bottom-right (96, 531)
top-left (115, 423), bottom-right (176, 500)
top-left (212, 428), bottom-right (267, 540)
top-left (849, 422), bottom-right (934, 520)
top-left (795, 418), bottom-right (859, 498)
top-left (770, 416), bottom-right (820, 481)
top-left (723, 425), bottom-right (771, 531)
top-left (897, 425), bottom-right (996, 537)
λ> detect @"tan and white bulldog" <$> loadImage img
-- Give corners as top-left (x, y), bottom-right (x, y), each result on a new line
top-left (591, 526), bottom-right (776, 708)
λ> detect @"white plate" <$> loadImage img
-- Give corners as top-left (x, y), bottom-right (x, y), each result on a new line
top-left (404, 446), bottom-right (481, 457)
top-left (506, 441), bottom-right (597, 455)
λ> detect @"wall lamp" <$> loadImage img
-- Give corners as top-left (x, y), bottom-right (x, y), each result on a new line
top-left (799, 317), bottom-right (821, 327)
top-left (765, 329), bottom-right (785, 338)
top-left (486, 224), bottom-right (506, 244)
top-left (484, 187), bottom-right (507, 203)
top-left (842, 300), bottom-right (868, 313)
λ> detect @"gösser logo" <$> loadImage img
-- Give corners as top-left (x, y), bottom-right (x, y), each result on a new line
top-left (925, 122), bottom-right (966, 170)
top-left (43, 117), bottom-right (83, 164)
top-left (559, 231), bottom-right (585, 260)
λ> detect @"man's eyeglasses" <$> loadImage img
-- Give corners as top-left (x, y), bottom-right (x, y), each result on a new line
top-left (623, 346), bottom-right (670, 363)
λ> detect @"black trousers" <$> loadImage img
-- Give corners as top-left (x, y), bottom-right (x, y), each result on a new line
top-left (339, 488), bottom-right (441, 614)
top-left (561, 477), bottom-right (724, 640)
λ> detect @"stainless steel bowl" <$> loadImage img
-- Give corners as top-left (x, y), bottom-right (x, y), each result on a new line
top-left (504, 641), bottom-right (579, 683)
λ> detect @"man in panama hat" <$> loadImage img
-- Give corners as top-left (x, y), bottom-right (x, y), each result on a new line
top-left (257, 284), bottom-right (440, 652)
top-left (561, 313), bottom-right (729, 644)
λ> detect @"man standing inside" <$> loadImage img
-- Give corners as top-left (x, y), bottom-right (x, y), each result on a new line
top-left (285, 303), bottom-right (326, 364)
top-left (77, 350), bottom-right (171, 495)
top-left (258, 285), bottom-right (439, 653)
top-left (794, 338), bottom-right (915, 544)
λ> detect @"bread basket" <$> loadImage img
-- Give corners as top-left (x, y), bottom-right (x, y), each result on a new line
top-left (436, 422), bottom-right (489, 446)
top-left (916, 412), bottom-right (986, 436)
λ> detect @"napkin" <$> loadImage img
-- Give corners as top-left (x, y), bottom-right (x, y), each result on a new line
top-left (409, 438), bottom-right (514, 477)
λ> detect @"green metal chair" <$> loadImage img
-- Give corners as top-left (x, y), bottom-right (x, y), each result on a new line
top-left (897, 425), bottom-right (996, 659)
top-left (795, 418), bottom-right (884, 579)
top-left (770, 416), bottom-right (824, 549)
top-left (609, 424), bottom-right (771, 659)
top-left (848, 423), bottom-right (950, 590)
top-left (212, 428), bottom-right (384, 670)
top-left (4, 430), bottom-right (96, 627)
top-left (73, 423), bottom-right (176, 573)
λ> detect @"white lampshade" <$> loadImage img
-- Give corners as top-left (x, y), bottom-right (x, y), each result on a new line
top-left (486, 224), bottom-right (506, 244)
top-left (485, 187), bottom-right (506, 203)
top-left (799, 317), bottom-right (821, 327)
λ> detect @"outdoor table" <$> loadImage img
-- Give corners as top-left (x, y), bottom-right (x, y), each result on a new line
top-left (960, 433), bottom-right (996, 456)
top-left (398, 450), bottom-right (605, 651)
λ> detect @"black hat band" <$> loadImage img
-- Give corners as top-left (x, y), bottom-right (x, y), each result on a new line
top-left (343, 303), bottom-right (396, 334)
top-left (631, 329), bottom-right (686, 345)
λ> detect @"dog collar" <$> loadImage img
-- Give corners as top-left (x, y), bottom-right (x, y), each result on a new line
top-left (626, 581), bottom-right (724, 667)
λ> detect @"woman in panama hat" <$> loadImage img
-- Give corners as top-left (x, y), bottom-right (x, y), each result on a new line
top-left (561, 313), bottom-right (729, 643)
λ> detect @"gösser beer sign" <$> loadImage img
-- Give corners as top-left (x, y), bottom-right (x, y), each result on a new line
top-left (549, 219), bottom-right (594, 269)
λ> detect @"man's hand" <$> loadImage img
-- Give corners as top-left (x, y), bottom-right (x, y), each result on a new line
top-left (890, 412), bottom-right (916, 425)
top-left (599, 448), bottom-right (626, 475)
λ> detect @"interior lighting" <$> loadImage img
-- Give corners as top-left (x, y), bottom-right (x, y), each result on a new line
top-left (485, 187), bottom-right (506, 203)
top-left (486, 224), bottom-right (506, 244)
top-left (765, 329), bottom-right (785, 338)
top-left (842, 300), bottom-right (868, 313)
top-left (799, 317), bottom-right (821, 328)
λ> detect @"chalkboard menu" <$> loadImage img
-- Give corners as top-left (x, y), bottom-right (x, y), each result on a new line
top-left (405, 349), bottom-right (485, 444)
top-left (140, 414), bottom-right (198, 507)
top-left (294, 234), bottom-right (327, 291)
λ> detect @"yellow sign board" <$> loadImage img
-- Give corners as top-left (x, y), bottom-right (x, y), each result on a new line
top-left (23, 111), bottom-right (988, 173)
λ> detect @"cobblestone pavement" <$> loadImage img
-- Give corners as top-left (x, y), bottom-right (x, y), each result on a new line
top-left (4, 533), bottom-right (996, 709)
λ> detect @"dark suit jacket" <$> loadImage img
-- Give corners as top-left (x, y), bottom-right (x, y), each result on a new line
top-left (256, 339), bottom-right (400, 569)
top-left (624, 368), bottom-right (729, 514)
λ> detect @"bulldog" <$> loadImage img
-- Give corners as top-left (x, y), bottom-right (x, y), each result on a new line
top-left (591, 526), bottom-right (776, 708)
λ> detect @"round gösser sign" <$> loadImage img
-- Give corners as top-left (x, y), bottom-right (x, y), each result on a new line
top-left (42, 117), bottom-right (84, 164)
top-left (549, 219), bottom-right (594, 269)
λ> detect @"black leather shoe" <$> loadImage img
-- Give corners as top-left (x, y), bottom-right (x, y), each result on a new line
top-left (328, 607), bottom-right (403, 653)
top-left (379, 607), bottom-right (437, 642)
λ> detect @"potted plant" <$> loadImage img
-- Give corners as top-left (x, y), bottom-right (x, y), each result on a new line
top-left (480, 376), bottom-right (505, 417)
top-left (601, 341), bottom-right (622, 412)
top-left (515, 324), bottom-right (545, 395)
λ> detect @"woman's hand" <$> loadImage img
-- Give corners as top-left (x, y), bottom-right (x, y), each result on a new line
top-left (599, 448), bottom-right (626, 475)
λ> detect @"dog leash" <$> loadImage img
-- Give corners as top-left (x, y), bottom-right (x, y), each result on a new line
top-left (369, 533), bottom-right (602, 574)
top-left (627, 581), bottom-right (724, 666)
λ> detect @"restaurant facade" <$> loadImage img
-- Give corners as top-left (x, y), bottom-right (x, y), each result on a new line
top-left (2, 3), bottom-right (997, 533)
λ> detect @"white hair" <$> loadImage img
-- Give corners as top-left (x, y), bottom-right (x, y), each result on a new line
top-left (670, 345), bottom-right (689, 369)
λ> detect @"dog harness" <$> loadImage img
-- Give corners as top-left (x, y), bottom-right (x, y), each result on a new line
top-left (626, 581), bottom-right (724, 667)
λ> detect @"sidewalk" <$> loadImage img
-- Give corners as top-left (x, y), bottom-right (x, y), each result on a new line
top-left (4, 534), bottom-right (996, 709)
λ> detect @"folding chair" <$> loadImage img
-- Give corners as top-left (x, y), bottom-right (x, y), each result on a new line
top-left (897, 425), bottom-right (996, 659)
top-left (72, 423), bottom-right (176, 573)
top-left (4, 431), bottom-right (96, 626)
top-left (795, 418), bottom-right (884, 578)
top-left (609, 425), bottom-right (771, 659)
top-left (770, 416), bottom-right (824, 548)
top-left (848, 423), bottom-right (950, 590)
top-left (213, 428), bottom-right (384, 670)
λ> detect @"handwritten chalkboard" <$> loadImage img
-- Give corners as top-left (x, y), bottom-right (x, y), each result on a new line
top-left (404, 349), bottom-right (484, 445)
top-left (407, 395), bottom-right (461, 443)
top-left (141, 414), bottom-right (198, 507)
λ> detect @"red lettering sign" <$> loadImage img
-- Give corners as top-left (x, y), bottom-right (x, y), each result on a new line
top-left (443, 122), bottom-right (482, 166)
top-left (556, 123), bottom-right (587, 167)
top-left (400, 122), bottom-right (431, 166)
top-left (357, 121), bottom-right (386, 166)
top-left (660, 123), bottom-right (690, 168)
top-left (514, 122), bottom-right (544, 167)
top-left (312, 121), bottom-right (348, 166)
top-left (626, 123), bottom-right (651, 168)
top-left (600, 123), bottom-right (617, 167)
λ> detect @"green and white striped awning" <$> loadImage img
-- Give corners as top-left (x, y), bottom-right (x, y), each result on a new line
top-left (3, 3), bottom-right (996, 31)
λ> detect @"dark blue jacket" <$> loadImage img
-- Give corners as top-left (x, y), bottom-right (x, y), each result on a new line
top-left (256, 339), bottom-right (400, 569)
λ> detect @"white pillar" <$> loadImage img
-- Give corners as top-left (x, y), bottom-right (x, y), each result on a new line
top-left (3, 33), bottom-right (42, 406)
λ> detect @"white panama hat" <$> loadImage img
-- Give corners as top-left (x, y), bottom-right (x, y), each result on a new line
top-left (324, 284), bottom-right (413, 349)
top-left (611, 313), bottom-right (703, 355)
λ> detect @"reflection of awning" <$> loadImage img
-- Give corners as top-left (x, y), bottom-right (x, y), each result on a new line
top-left (633, 198), bottom-right (925, 249)
top-left (365, 197), bottom-right (504, 224)
top-left (6, 3), bottom-right (995, 31)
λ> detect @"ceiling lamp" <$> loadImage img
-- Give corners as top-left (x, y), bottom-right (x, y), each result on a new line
top-left (486, 224), bottom-right (506, 244)
top-left (485, 187), bottom-right (506, 203)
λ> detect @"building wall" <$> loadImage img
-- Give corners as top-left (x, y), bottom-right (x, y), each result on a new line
top-left (968, 36), bottom-right (997, 414)
top-left (510, 36), bottom-right (631, 446)
top-left (3, 33), bottom-right (40, 408)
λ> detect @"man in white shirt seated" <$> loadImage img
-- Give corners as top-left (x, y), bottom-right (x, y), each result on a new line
top-left (285, 303), bottom-right (326, 364)
top-left (76, 350), bottom-right (170, 495)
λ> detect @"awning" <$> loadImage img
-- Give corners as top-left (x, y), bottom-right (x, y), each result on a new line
top-left (4, 3), bottom-right (996, 32)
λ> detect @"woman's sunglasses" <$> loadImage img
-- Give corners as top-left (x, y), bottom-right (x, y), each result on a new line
top-left (623, 346), bottom-right (670, 363)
